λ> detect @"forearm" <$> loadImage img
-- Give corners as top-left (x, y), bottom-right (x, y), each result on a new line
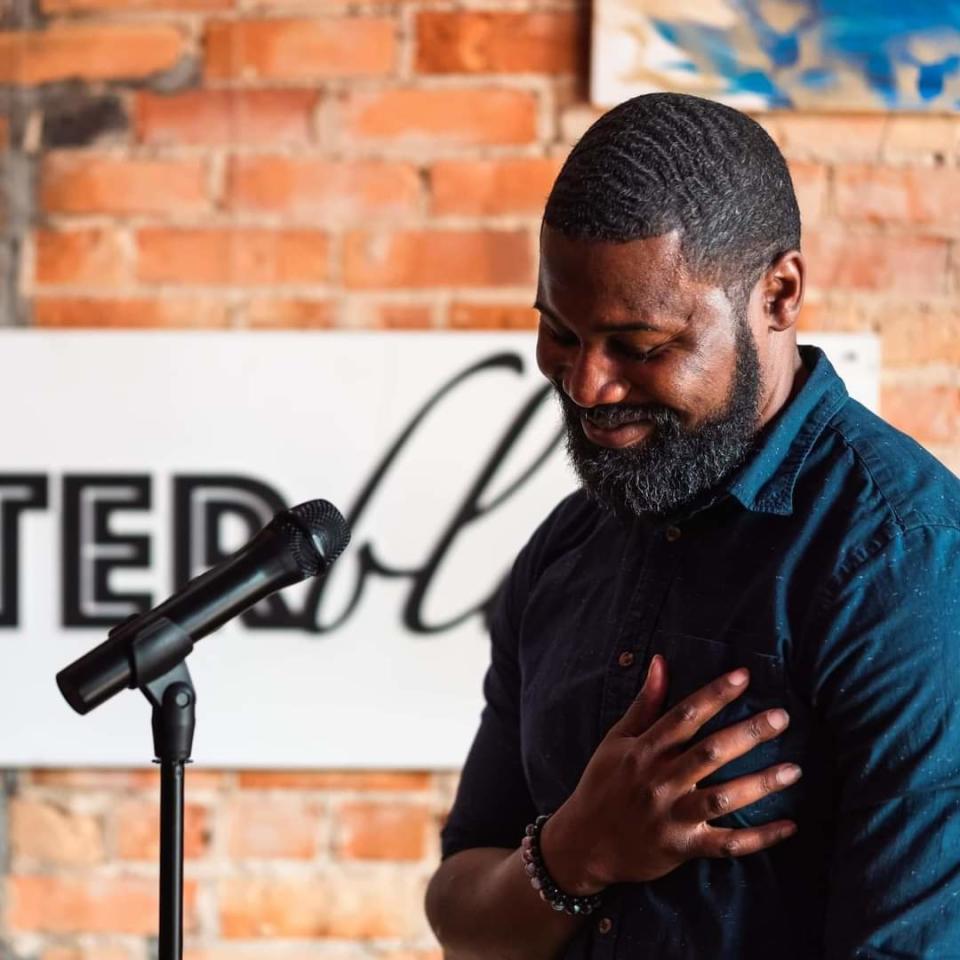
top-left (425, 846), bottom-right (590, 960)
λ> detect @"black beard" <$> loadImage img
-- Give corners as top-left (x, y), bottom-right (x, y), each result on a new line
top-left (556, 320), bottom-right (764, 521)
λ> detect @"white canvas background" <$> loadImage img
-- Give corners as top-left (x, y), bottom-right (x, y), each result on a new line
top-left (0, 331), bottom-right (877, 767)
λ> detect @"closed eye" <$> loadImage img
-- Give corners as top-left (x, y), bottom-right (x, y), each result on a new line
top-left (611, 339), bottom-right (666, 363)
top-left (539, 317), bottom-right (578, 346)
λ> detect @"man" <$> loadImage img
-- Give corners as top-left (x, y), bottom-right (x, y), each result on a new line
top-left (425, 93), bottom-right (960, 958)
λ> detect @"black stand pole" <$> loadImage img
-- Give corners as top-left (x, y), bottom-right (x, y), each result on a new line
top-left (138, 641), bottom-right (196, 960)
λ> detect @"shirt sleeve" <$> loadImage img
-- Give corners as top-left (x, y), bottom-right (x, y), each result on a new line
top-left (440, 495), bottom-right (583, 860)
top-left (812, 523), bottom-right (960, 959)
top-left (439, 577), bottom-right (538, 859)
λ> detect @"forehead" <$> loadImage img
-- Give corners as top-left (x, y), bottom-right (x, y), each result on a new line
top-left (537, 226), bottom-right (708, 325)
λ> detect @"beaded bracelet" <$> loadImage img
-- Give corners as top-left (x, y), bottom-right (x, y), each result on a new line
top-left (520, 814), bottom-right (604, 917)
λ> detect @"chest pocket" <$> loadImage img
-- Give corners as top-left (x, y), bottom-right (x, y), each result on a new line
top-left (648, 630), bottom-right (799, 828)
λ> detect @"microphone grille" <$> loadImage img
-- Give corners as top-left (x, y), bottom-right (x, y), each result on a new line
top-left (276, 499), bottom-right (351, 578)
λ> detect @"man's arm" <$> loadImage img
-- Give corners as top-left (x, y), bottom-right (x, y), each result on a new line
top-left (811, 525), bottom-right (960, 958)
top-left (427, 656), bottom-right (801, 960)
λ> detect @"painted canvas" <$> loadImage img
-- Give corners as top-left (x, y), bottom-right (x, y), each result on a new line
top-left (592, 0), bottom-right (960, 111)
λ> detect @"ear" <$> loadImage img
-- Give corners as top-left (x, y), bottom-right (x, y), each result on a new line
top-left (760, 250), bottom-right (804, 332)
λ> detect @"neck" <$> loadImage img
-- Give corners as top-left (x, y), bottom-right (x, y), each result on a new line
top-left (758, 346), bottom-right (806, 430)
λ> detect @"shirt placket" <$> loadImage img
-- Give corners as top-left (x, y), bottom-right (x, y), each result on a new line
top-left (597, 521), bottom-right (685, 735)
top-left (589, 521), bottom-right (685, 960)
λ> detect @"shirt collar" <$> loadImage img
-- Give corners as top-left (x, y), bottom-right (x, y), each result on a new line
top-left (725, 344), bottom-right (849, 516)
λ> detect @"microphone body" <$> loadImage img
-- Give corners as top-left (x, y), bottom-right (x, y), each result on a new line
top-left (56, 499), bottom-right (349, 715)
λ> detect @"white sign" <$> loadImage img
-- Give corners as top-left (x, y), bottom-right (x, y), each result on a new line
top-left (0, 331), bottom-right (877, 768)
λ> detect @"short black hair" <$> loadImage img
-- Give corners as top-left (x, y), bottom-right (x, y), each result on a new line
top-left (544, 93), bottom-right (801, 302)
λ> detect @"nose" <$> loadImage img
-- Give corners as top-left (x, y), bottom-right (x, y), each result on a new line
top-left (562, 346), bottom-right (630, 409)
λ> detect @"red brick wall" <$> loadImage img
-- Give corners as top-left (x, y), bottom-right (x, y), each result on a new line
top-left (1, 1), bottom-right (959, 954)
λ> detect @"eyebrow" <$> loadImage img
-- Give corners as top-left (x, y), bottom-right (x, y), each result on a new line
top-left (533, 301), bottom-right (667, 334)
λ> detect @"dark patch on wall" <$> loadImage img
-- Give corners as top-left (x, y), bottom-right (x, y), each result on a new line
top-left (0, 772), bottom-right (16, 884)
top-left (0, 88), bottom-right (38, 327)
top-left (42, 91), bottom-right (128, 148)
top-left (0, 0), bottom-right (46, 31)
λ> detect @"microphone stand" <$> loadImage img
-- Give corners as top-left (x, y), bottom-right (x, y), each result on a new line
top-left (128, 618), bottom-right (197, 960)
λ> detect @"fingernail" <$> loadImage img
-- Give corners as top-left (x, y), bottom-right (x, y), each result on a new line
top-left (781, 824), bottom-right (798, 839)
top-left (777, 764), bottom-right (802, 785)
top-left (728, 668), bottom-right (749, 686)
top-left (768, 709), bottom-right (789, 730)
top-left (645, 655), bottom-right (660, 681)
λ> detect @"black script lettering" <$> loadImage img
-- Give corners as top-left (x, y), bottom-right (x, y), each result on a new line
top-left (62, 475), bottom-right (152, 627)
top-left (402, 381), bottom-right (559, 632)
top-left (173, 475), bottom-right (303, 629)
top-left (301, 353), bottom-right (563, 634)
top-left (0, 475), bottom-right (48, 627)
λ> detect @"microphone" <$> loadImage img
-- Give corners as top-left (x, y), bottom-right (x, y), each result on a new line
top-left (56, 499), bottom-right (351, 715)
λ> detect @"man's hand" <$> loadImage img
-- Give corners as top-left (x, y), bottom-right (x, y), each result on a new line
top-left (541, 654), bottom-right (801, 894)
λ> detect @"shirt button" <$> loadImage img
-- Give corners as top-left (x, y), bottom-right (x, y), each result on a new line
top-left (597, 917), bottom-right (613, 935)
top-left (617, 651), bottom-right (635, 668)
top-left (665, 525), bottom-right (682, 542)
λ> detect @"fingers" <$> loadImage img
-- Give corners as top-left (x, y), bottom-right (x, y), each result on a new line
top-left (608, 655), bottom-right (669, 738)
top-left (691, 819), bottom-right (798, 861)
top-left (673, 761), bottom-right (803, 823)
top-left (669, 707), bottom-right (791, 788)
top-left (640, 667), bottom-right (753, 753)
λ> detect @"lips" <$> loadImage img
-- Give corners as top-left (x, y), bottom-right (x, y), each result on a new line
top-left (580, 416), bottom-right (654, 449)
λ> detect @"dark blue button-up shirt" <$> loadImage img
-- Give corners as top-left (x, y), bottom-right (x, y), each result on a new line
top-left (441, 345), bottom-right (960, 959)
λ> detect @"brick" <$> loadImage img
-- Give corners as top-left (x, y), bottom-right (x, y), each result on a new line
top-left (881, 305), bottom-right (960, 367)
top-left (35, 297), bottom-right (231, 328)
top-left (9, 799), bottom-right (104, 866)
top-left (35, 228), bottom-right (128, 287)
top-left (137, 229), bottom-right (329, 285)
top-left (42, 948), bottom-right (131, 960)
top-left (430, 157), bottom-right (561, 217)
top-left (342, 298), bottom-right (435, 328)
top-left (224, 795), bottom-right (323, 859)
top-left (226, 157), bottom-right (420, 220)
top-left (881, 384), bottom-right (960, 446)
top-left (116, 799), bottom-right (210, 860)
top-left (834, 166), bottom-right (960, 225)
top-left (44, 0), bottom-right (227, 9)
top-left (205, 18), bottom-right (396, 82)
top-left (344, 229), bottom-right (532, 288)
top-left (802, 231), bottom-right (949, 295)
top-left (135, 90), bottom-right (317, 146)
top-left (245, 299), bottom-right (335, 328)
top-left (218, 874), bottom-right (425, 938)
top-left (342, 88), bottom-right (538, 146)
top-left (0, 24), bottom-right (184, 85)
top-left (765, 115), bottom-right (887, 163)
top-left (448, 302), bottom-right (538, 329)
top-left (787, 161), bottom-right (828, 224)
top-left (374, 303), bottom-right (434, 328)
top-left (237, 770), bottom-right (431, 790)
top-left (27, 768), bottom-right (226, 788)
top-left (41, 154), bottom-right (209, 216)
top-left (8, 875), bottom-right (197, 934)
top-left (335, 802), bottom-right (431, 861)
top-left (882, 116), bottom-right (960, 163)
top-left (794, 298), bottom-right (872, 334)
top-left (416, 12), bottom-right (579, 74)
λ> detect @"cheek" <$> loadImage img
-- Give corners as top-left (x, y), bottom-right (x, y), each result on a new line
top-left (650, 348), bottom-right (734, 420)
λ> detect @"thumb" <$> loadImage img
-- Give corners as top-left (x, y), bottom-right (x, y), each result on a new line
top-left (609, 654), bottom-right (668, 738)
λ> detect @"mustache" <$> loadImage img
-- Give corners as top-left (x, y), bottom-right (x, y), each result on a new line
top-left (552, 384), bottom-right (679, 429)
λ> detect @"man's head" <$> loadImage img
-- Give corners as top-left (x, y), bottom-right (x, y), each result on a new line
top-left (536, 93), bottom-right (805, 520)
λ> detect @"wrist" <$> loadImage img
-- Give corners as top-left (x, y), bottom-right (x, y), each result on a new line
top-left (538, 807), bottom-right (607, 897)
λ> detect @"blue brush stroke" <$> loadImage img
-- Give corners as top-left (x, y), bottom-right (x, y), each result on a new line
top-left (646, 0), bottom-right (960, 109)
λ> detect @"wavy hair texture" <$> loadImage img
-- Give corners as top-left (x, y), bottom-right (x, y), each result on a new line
top-left (544, 93), bottom-right (801, 303)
